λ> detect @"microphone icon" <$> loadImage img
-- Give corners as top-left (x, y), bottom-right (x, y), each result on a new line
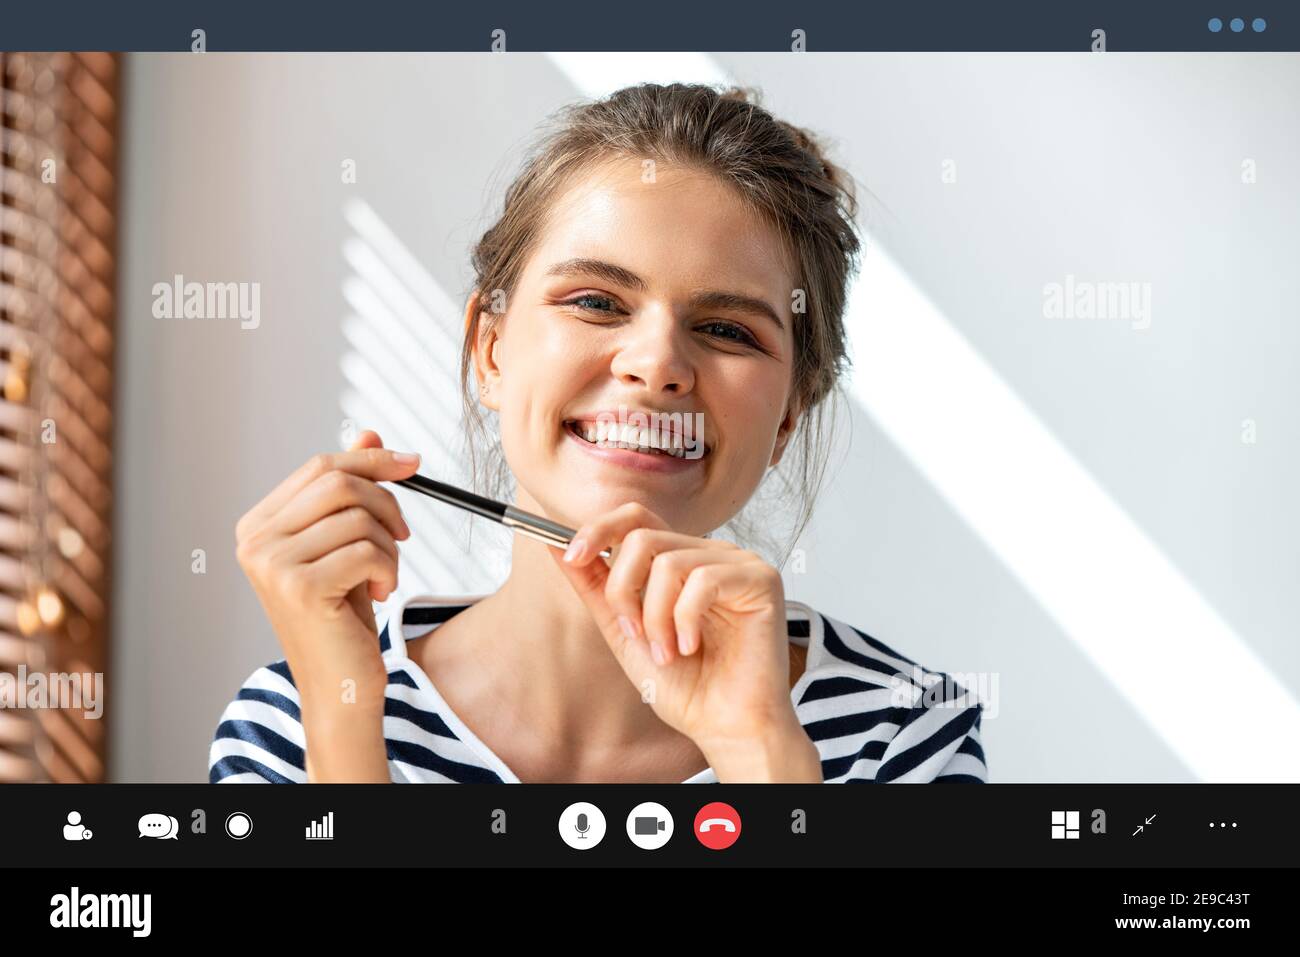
top-left (560, 803), bottom-right (604, 849)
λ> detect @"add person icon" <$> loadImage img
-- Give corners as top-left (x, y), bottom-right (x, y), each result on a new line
top-left (63, 811), bottom-right (93, 841)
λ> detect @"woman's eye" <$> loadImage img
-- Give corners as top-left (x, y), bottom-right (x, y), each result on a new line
top-left (699, 321), bottom-right (760, 348)
top-left (562, 294), bottom-right (619, 314)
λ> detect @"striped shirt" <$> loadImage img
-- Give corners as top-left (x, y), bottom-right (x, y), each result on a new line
top-left (209, 596), bottom-right (988, 784)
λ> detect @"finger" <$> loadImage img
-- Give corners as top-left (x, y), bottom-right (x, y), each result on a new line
top-left (640, 548), bottom-right (752, 662)
top-left (675, 561), bottom-right (782, 657)
top-left (303, 538), bottom-right (399, 605)
top-left (548, 542), bottom-right (656, 680)
top-left (603, 529), bottom-right (737, 654)
top-left (236, 431), bottom-right (383, 545)
top-left (561, 502), bottom-right (672, 566)
top-left (349, 429), bottom-right (384, 453)
top-left (241, 445), bottom-right (420, 538)
top-left (273, 469), bottom-right (411, 542)
top-left (280, 506), bottom-right (400, 568)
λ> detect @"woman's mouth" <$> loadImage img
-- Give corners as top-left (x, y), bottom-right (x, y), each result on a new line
top-left (562, 418), bottom-right (709, 474)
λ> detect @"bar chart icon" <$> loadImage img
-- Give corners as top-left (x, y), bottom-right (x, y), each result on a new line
top-left (305, 812), bottom-right (334, 841)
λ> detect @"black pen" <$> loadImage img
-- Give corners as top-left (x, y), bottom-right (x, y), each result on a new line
top-left (390, 473), bottom-right (613, 560)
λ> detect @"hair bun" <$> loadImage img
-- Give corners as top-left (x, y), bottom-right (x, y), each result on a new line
top-left (716, 85), bottom-right (838, 184)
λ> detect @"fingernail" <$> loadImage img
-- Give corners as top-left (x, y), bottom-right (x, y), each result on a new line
top-left (651, 642), bottom-right (668, 667)
top-left (564, 539), bottom-right (588, 563)
top-left (617, 615), bottom-right (637, 641)
top-left (392, 451), bottom-right (420, 465)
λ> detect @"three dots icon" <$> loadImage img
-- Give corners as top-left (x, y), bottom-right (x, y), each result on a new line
top-left (1208, 18), bottom-right (1267, 33)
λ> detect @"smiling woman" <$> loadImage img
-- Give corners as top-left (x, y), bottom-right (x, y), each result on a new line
top-left (210, 82), bottom-right (988, 785)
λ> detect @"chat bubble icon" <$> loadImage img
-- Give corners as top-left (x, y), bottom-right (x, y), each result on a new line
top-left (137, 813), bottom-right (179, 840)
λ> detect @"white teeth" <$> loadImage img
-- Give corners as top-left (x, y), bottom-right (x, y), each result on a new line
top-left (567, 419), bottom-right (692, 456)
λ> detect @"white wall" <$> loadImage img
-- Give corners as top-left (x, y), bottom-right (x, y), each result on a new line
top-left (112, 52), bottom-right (1300, 782)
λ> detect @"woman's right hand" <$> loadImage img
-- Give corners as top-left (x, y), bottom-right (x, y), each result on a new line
top-left (234, 430), bottom-right (420, 722)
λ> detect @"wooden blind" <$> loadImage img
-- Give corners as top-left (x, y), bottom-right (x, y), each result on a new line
top-left (0, 52), bottom-right (119, 782)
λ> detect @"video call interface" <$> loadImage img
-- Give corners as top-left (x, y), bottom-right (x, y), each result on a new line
top-left (1, 0), bottom-right (1297, 939)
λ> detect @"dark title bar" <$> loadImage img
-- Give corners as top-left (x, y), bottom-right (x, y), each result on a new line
top-left (1, 1), bottom-right (1296, 52)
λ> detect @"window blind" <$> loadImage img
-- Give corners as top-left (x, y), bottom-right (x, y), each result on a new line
top-left (0, 52), bottom-right (119, 783)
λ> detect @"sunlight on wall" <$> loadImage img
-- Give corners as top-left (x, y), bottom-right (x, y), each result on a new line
top-left (849, 241), bottom-right (1300, 782)
top-left (339, 197), bottom-right (510, 605)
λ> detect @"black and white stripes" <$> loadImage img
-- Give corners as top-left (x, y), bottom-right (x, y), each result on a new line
top-left (209, 597), bottom-right (987, 784)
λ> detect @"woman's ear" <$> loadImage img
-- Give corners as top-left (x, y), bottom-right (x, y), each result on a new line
top-left (769, 398), bottom-right (803, 469)
top-left (468, 290), bottom-right (504, 411)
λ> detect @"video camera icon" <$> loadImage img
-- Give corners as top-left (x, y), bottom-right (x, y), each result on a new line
top-left (626, 802), bottom-right (674, 849)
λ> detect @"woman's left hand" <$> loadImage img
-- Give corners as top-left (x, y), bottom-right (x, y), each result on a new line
top-left (550, 503), bottom-right (822, 782)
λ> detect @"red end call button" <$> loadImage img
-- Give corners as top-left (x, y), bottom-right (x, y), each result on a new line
top-left (694, 801), bottom-right (741, 850)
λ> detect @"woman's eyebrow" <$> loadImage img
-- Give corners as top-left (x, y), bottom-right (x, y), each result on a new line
top-left (544, 257), bottom-right (786, 333)
top-left (688, 290), bottom-right (786, 334)
top-left (546, 257), bottom-right (647, 291)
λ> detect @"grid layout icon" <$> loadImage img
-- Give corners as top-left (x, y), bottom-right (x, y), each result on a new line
top-left (1051, 811), bottom-right (1080, 840)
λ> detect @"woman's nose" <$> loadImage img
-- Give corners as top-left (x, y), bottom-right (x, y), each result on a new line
top-left (609, 317), bottom-right (695, 394)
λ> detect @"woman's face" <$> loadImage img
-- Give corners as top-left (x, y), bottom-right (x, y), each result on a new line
top-left (475, 157), bottom-right (801, 535)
